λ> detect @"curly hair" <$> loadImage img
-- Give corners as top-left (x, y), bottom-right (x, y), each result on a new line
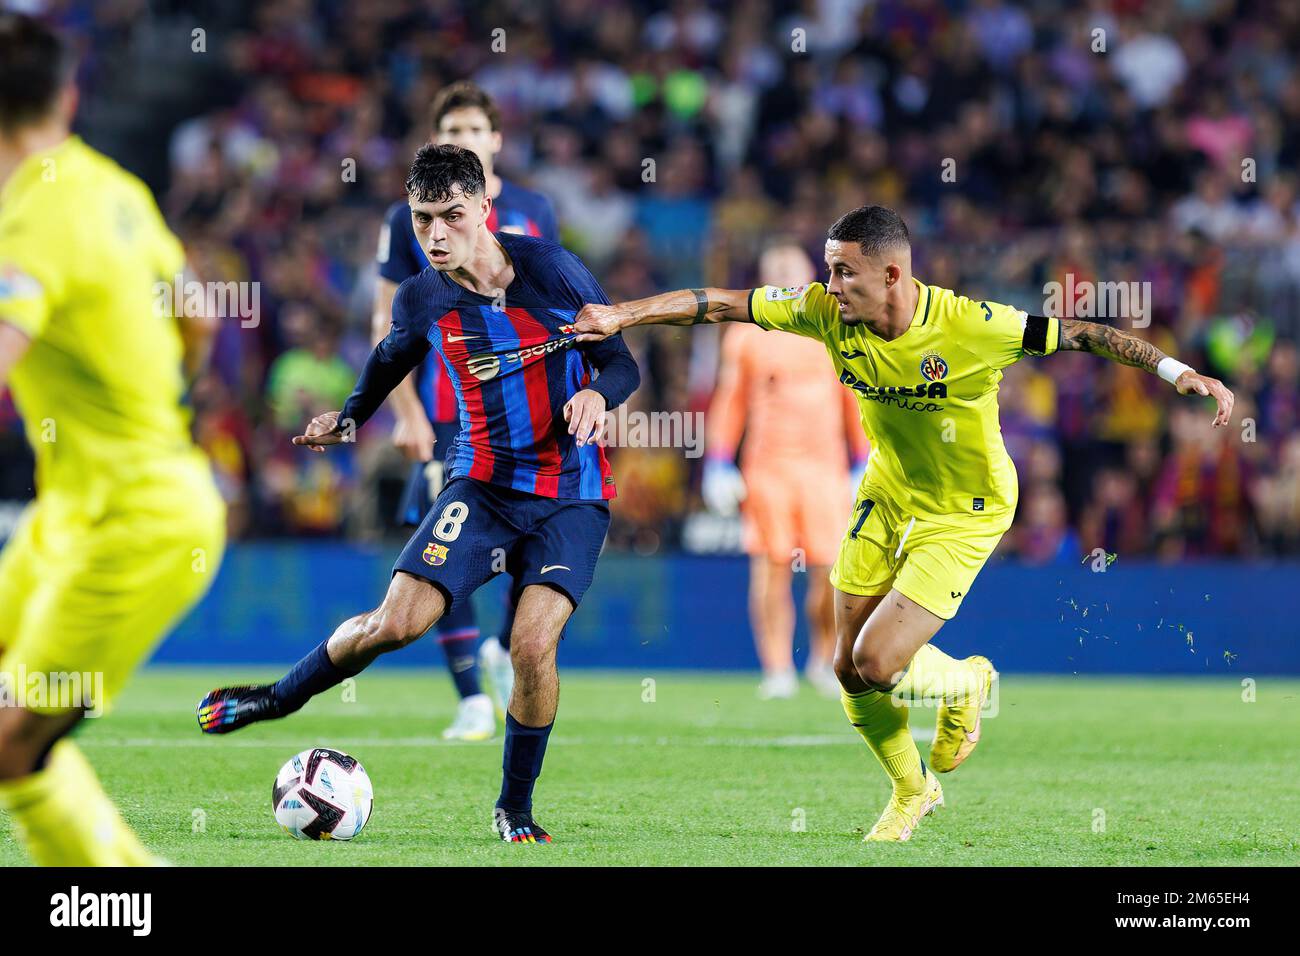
top-left (404, 143), bottom-right (487, 204)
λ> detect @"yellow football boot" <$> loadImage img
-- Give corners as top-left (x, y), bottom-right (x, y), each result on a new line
top-left (865, 769), bottom-right (944, 842)
top-left (929, 655), bottom-right (996, 773)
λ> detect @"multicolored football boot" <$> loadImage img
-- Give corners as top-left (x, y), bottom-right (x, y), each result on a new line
top-left (493, 807), bottom-right (552, 844)
top-left (197, 684), bottom-right (282, 734)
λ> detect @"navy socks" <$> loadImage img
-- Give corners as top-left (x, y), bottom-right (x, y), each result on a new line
top-left (439, 629), bottom-right (483, 699)
top-left (272, 640), bottom-right (357, 714)
top-left (496, 713), bottom-right (553, 812)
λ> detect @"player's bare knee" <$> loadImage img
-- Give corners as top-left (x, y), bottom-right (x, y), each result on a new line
top-left (852, 644), bottom-right (900, 690)
top-left (509, 639), bottom-right (543, 672)
top-left (832, 645), bottom-right (861, 689)
top-left (509, 635), bottom-right (554, 679)
top-left (363, 587), bottom-right (443, 655)
top-left (360, 609), bottom-right (420, 654)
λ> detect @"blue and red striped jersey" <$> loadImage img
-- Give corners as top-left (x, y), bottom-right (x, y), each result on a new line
top-left (345, 233), bottom-right (640, 501)
top-left (376, 179), bottom-right (559, 424)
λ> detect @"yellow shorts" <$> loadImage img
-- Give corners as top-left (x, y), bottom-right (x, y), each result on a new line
top-left (0, 461), bottom-right (225, 716)
top-left (829, 486), bottom-right (1012, 620)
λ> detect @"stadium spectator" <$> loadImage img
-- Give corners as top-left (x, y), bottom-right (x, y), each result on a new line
top-left (1, 0), bottom-right (1297, 564)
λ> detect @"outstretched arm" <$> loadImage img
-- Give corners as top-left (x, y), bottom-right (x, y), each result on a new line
top-left (573, 288), bottom-right (753, 342)
top-left (293, 288), bottom-right (431, 452)
top-left (1057, 318), bottom-right (1234, 427)
top-left (292, 331), bottom-right (429, 451)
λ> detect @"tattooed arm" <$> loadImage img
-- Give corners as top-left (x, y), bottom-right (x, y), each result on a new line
top-left (572, 288), bottom-right (753, 341)
top-left (1058, 319), bottom-right (1167, 370)
top-left (1057, 319), bottom-right (1235, 427)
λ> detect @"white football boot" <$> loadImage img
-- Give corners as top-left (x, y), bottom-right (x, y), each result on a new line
top-left (805, 658), bottom-right (841, 698)
top-left (478, 636), bottom-right (515, 719)
top-left (757, 669), bottom-right (799, 700)
top-left (441, 693), bottom-right (495, 741)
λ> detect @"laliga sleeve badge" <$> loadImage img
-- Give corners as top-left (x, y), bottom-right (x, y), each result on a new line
top-left (422, 543), bottom-right (450, 566)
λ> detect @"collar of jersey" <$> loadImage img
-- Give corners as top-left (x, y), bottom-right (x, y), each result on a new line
top-left (2, 134), bottom-right (82, 206)
top-left (859, 276), bottom-right (930, 347)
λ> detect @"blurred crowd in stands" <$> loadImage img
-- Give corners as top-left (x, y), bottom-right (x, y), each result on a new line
top-left (4, 0), bottom-right (1300, 561)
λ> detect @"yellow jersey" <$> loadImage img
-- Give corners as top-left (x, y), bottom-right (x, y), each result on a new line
top-left (749, 278), bottom-right (1059, 518)
top-left (0, 135), bottom-right (197, 517)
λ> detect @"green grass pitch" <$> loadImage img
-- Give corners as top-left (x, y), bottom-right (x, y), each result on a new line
top-left (1, 668), bottom-right (1296, 866)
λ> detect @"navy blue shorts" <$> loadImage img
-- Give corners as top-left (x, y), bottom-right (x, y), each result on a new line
top-left (396, 420), bottom-right (461, 527)
top-left (394, 477), bottom-right (610, 613)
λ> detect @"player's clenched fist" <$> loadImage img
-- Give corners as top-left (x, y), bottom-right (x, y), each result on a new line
top-left (1173, 371), bottom-right (1235, 428)
top-left (292, 410), bottom-right (352, 452)
top-left (573, 304), bottom-right (630, 343)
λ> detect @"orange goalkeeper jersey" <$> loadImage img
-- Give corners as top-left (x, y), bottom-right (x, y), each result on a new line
top-left (708, 322), bottom-right (867, 472)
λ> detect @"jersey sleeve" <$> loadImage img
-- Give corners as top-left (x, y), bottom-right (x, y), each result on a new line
top-left (0, 208), bottom-right (63, 339)
top-left (377, 202), bottom-right (424, 284)
top-left (154, 224), bottom-right (186, 280)
top-left (132, 177), bottom-right (185, 279)
top-left (748, 282), bottom-right (839, 341)
top-left (553, 246), bottom-right (611, 307)
top-left (339, 276), bottom-right (433, 430)
top-left (954, 296), bottom-right (1060, 370)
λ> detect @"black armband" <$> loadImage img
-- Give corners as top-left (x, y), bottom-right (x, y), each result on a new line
top-left (1023, 314), bottom-right (1053, 356)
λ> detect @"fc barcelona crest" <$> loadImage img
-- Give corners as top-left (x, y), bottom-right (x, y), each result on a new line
top-left (422, 543), bottom-right (450, 566)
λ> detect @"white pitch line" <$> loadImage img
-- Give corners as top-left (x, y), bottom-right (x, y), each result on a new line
top-left (80, 728), bottom-right (935, 749)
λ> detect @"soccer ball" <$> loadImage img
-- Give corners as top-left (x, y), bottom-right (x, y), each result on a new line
top-left (272, 747), bottom-right (374, 841)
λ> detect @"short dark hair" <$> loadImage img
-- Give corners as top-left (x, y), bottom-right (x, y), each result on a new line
top-left (404, 143), bottom-right (486, 204)
top-left (430, 81), bottom-right (501, 133)
top-left (827, 205), bottom-right (911, 257)
top-left (0, 14), bottom-right (75, 133)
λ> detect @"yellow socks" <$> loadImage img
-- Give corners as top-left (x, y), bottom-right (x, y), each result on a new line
top-left (841, 688), bottom-right (924, 797)
top-left (891, 643), bottom-right (980, 706)
top-left (0, 739), bottom-right (154, 866)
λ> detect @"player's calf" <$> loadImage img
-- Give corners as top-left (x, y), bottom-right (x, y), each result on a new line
top-left (197, 573), bottom-right (445, 735)
top-left (506, 634), bottom-right (557, 716)
top-left (336, 579), bottom-right (446, 668)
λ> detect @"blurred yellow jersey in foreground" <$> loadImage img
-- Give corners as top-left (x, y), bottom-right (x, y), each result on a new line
top-left (0, 135), bottom-right (201, 517)
top-left (0, 135), bottom-right (224, 713)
